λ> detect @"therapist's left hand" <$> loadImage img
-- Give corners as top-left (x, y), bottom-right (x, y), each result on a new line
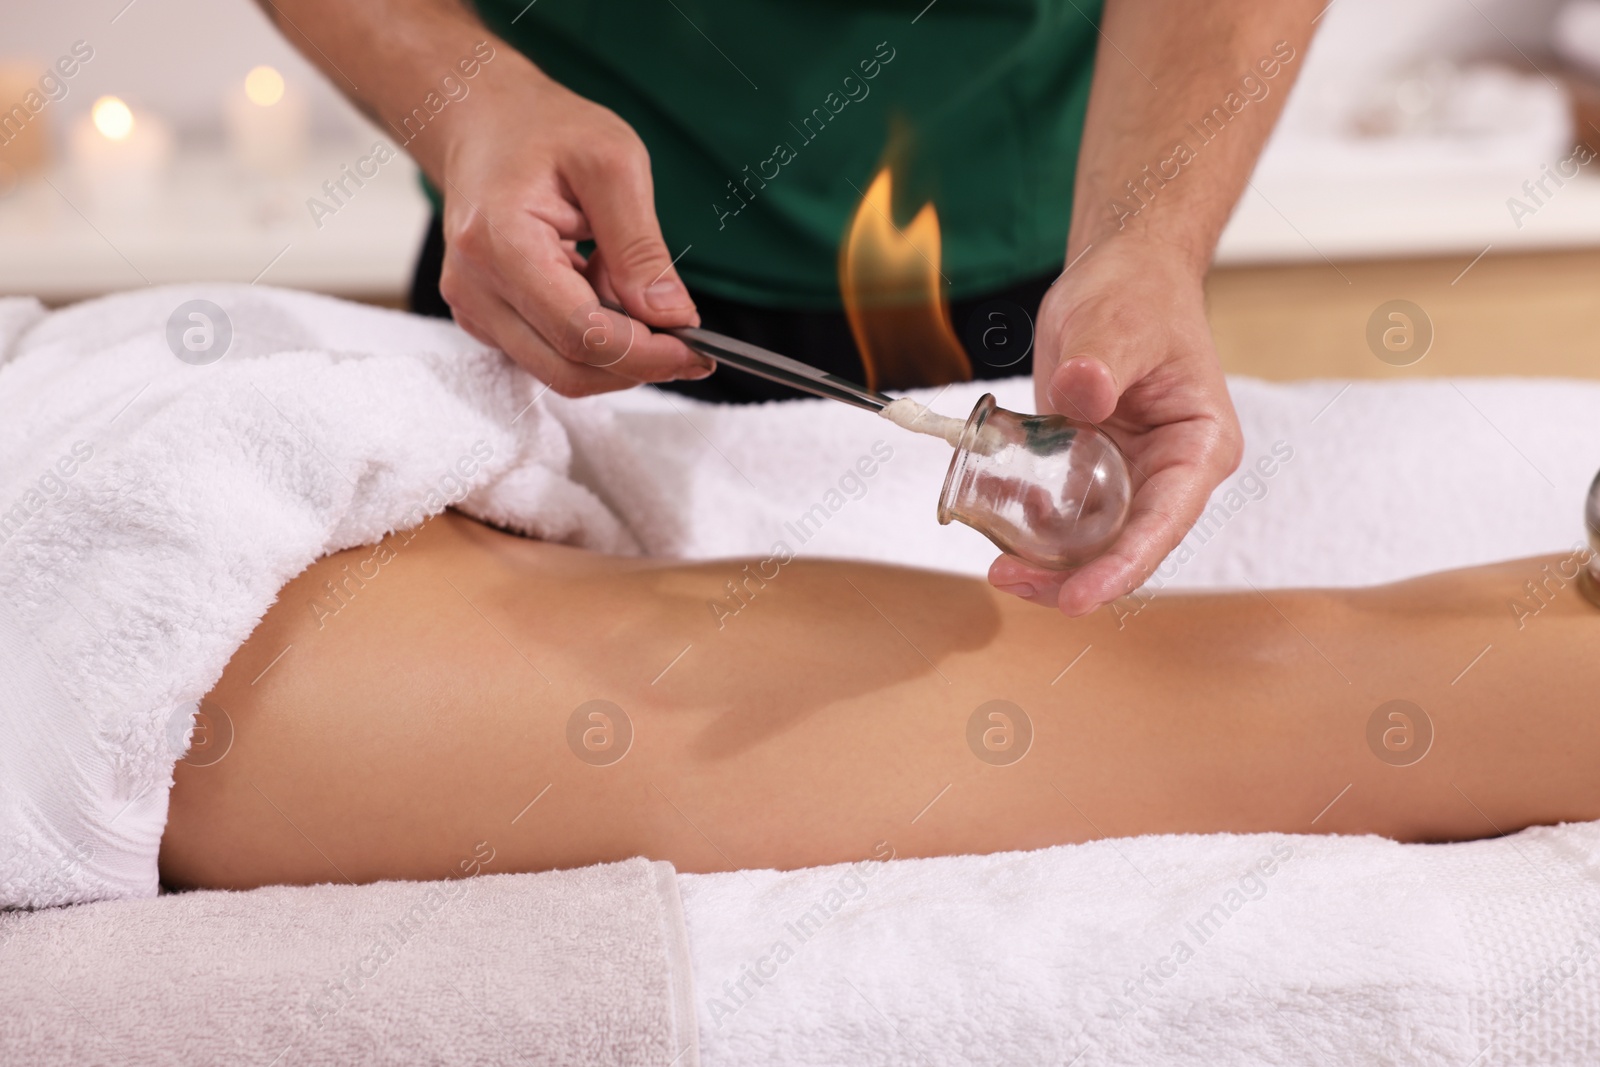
top-left (990, 236), bottom-right (1243, 617)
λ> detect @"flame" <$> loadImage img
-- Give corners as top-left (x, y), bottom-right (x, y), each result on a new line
top-left (839, 167), bottom-right (972, 391)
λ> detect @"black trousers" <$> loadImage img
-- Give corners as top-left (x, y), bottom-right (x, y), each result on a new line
top-left (410, 214), bottom-right (1052, 404)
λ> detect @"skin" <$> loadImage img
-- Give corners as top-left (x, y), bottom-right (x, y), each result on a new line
top-left (257, 0), bottom-right (1323, 616)
top-left (161, 513), bottom-right (1600, 892)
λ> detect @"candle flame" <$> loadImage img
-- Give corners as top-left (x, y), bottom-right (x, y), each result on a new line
top-left (839, 166), bottom-right (972, 391)
top-left (91, 96), bottom-right (134, 141)
top-left (244, 66), bottom-right (285, 107)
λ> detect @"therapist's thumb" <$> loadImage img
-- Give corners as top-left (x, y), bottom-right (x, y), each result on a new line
top-left (1044, 313), bottom-right (1160, 423)
top-left (1047, 356), bottom-right (1121, 424)
top-left (575, 136), bottom-right (698, 326)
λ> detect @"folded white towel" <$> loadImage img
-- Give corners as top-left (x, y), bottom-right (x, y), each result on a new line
top-left (0, 857), bottom-right (700, 1067)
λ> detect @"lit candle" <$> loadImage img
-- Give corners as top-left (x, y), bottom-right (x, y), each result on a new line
top-left (69, 96), bottom-right (174, 216)
top-left (225, 65), bottom-right (309, 176)
top-left (0, 63), bottom-right (53, 182)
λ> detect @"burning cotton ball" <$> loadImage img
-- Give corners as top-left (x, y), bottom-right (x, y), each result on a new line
top-left (879, 398), bottom-right (966, 447)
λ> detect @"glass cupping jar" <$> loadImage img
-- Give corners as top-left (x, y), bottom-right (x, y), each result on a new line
top-left (937, 393), bottom-right (1133, 570)
top-left (1583, 468), bottom-right (1600, 608)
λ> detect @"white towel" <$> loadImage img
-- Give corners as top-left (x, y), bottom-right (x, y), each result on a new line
top-left (680, 823), bottom-right (1600, 1066)
top-left (681, 834), bottom-right (1473, 1065)
top-left (596, 371), bottom-right (1600, 588)
top-left (0, 285), bottom-right (663, 908)
top-left (0, 857), bottom-right (701, 1067)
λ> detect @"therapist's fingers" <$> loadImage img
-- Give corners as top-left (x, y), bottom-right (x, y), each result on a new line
top-left (987, 554), bottom-right (1070, 609)
top-left (558, 240), bottom-right (588, 272)
top-left (442, 199), bottom-right (704, 388)
top-left (989, 484), bottom-right (1180, 615)
top-left (584, 254), bottom-right (717, 380)
top-left (566, 129), bottom-right (700, 330)
top-left (1045, 356), bottom-right (1121, 425)
top-left (446, 269), bottom-right (645, 398)
top-left (991, 414), bottom-right (1243, 615)
top-left (1039, 300), bottom-right (1166, 425)
top-left (454, 299), bottom-right (632, 398)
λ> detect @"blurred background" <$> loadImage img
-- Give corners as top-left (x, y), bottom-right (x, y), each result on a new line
top-left (4, 0), bottom-right (1598, 378)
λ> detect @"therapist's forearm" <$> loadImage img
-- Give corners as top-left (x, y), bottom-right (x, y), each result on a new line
top-left (253, 0), bottom-right (539, 180)
top-left (1067, 0), bottom-right (1322, 272)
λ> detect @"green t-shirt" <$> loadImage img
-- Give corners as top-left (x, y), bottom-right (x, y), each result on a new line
top-left (466, 0), bottom-right (1101, 309)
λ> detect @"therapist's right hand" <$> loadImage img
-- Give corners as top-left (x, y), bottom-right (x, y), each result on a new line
top-left (433, 63), bottom-right (713, 396)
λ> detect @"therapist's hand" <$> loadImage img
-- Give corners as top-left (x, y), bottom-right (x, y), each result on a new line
top-left (986, 0), bottom-right (1321, 616)
top-left (990, 237), bottom-right (1243, 616)
top-left (436, 66), bottom-right (713, 396)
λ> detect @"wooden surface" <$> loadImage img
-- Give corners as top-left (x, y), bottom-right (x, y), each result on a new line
top-left (1206, 247), bottom-right (1600, 380)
